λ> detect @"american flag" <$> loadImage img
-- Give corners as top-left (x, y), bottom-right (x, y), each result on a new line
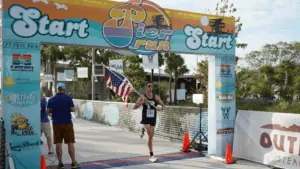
top-left (105, 68), bottom-right (134, 103)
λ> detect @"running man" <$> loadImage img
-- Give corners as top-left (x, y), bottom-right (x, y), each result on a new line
top-left (41, 95), bottom-right (54, 155)
top-left (46, 83), bottom-right (80, 169)
top-left (134, 82), bottom-right (164, 162)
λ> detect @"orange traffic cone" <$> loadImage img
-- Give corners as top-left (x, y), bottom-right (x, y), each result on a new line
top-left (181, 132), bottom-right (191, 152)
top-left (41, 155), bottom-right (46, 169)
top-left (225, 142), bottom-right (236, 164)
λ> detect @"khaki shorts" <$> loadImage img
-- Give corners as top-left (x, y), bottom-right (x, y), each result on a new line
top-left (53, 124), bottom-right (75, 144)
top-left (41, 122), bottom-right (52, 137)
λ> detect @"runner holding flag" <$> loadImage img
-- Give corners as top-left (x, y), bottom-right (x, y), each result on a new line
top-left (104, 66), bottom-right (164, 162)
top-left (134, 82), bottom-right (164, 162)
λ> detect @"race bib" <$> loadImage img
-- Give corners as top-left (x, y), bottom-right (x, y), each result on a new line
top-left (146, 109), bottom-right (155, 118)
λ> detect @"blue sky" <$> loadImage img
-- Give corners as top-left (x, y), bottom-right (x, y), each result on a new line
top-left (134, 0), bottom-right (300, 74)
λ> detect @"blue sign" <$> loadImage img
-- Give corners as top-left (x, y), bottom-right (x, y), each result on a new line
top-left (214, 54), bottom-right (236, 156)
top-left (2, 41), bottom-right (41, 169)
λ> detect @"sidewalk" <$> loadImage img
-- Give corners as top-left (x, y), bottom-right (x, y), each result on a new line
top-left (41, 118), bottom-right (269, 169)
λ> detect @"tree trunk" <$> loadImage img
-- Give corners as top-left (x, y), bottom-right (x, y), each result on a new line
top-left (174, 78), bottom-right (177, 105)
top-left (42, 61), bottom-right (48, 96)
top-left (169, 75), bottom-right (172, 105)
top-left (205, 89), bottom-right (208, 105)
top-left (48, 61), bottom-right (55, 97)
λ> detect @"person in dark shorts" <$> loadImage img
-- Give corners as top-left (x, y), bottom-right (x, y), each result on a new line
top-left (134, 82), bottom-right (164, 162)
top-left (46, 82), bottom-right (80, 169)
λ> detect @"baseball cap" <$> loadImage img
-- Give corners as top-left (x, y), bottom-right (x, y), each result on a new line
top-left (56, 82), bottom-right (66, 89)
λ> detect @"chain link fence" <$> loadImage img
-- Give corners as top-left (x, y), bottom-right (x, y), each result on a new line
top-left (74, 100), bottom-right (208, 150)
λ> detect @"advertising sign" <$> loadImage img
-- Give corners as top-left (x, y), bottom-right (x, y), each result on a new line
top-left (214, 54), bottom-right (236, 156)
top-left (2, 0), bottom-right (237, 167)
top-left (142, 54), bottom-right (159, 70)
top-left (109, 59), bottom-right (123, 74)
top-left (2, 41), bottom-right (41, 169)
top-left (77, 67), bottom-right (88, 78)
top-left (64, 70), bottom-right (74, 81)
top-left (3, 0), bottom-right (235, 55)
top-left (233, 111), bottom-right (300, 169)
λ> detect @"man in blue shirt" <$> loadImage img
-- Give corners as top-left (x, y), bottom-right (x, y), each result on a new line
top-left (41, 95), bottom-right (54, 155)
top-left (46, 83), bottom-right (80, 169)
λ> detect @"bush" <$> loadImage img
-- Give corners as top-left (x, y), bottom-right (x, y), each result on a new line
top-left (69, 79), bottom-right (91, 100)
top-left (236, 100), bottom-right (271, 111)
top-left (237, 99), bottom-right (300, 114)
top-left (266, 101), bottom-right (300, 114)
top-left (174, 99), bottom-right (300, 114)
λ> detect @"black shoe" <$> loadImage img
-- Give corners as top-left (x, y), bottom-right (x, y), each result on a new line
top-left (71, 161), bottom-right (80, 168)
top-left (48, 152), bottom-right (55, 156)
top-left (57, 162), bottom-right (64, 169)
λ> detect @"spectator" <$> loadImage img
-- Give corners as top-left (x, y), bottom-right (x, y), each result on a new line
top-left (46, 83), bottom-right (80, 169)
top-left (41, 95), bottom-right (54, 155)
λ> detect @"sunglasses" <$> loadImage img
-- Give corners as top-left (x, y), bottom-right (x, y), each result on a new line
top-left (147, 84), bottom-right (153, 88)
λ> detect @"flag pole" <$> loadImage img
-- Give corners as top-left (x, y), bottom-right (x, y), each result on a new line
top-left (102, 64), bottom-right (158, 109)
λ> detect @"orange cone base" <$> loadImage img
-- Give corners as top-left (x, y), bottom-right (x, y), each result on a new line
top-left (223, 160), bottom-right (236, 164)
top-left (180, 148), bottom-right (191, 152)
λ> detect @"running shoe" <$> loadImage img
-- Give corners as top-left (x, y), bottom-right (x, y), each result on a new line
top-left (57, 162), bottom-right (64, 169)
top-left (149, 156), bottom-right (158, 163)
top-left (71, 161), bottom-right (81, 168)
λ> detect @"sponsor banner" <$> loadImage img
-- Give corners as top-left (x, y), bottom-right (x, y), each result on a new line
top-left (2, 0), bottom-right (237, 165)
top-left (233, 111), bottom-right (300, 169)
top-left (3, 0), bottom-right (235, 56)
top-left (214, 54), bottom-right (236, 156)
top-left (2, 41), bottom-right (41, 169)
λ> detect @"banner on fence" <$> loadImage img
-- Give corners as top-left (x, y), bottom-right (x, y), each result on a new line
top-left (233, 111), bottom-right (300, 169)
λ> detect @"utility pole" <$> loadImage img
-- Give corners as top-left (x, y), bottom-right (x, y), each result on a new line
top-left (151, 69), bottom-right (154, 82)
top-left (91, 48), bottom-right (95, 100)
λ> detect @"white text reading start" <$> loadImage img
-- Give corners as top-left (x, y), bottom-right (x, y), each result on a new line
top-left (9, 5), bottom-right (89, 38)
top-left (184, 25), bottom-right (233, 50)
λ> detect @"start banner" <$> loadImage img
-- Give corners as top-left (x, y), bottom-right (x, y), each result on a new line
top-left (233, 110), bottom-right (300, 169)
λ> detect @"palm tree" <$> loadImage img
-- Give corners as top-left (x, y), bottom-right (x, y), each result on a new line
top-left (165, 53), bottom-right (189, 104)
top-left (195, 59), bottom-right (209, 104)
top-left (40, 45), bottom-right (66, 96)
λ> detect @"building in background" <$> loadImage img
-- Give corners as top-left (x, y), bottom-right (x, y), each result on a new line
top-left (41, 61), bottom-right (199, 102)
